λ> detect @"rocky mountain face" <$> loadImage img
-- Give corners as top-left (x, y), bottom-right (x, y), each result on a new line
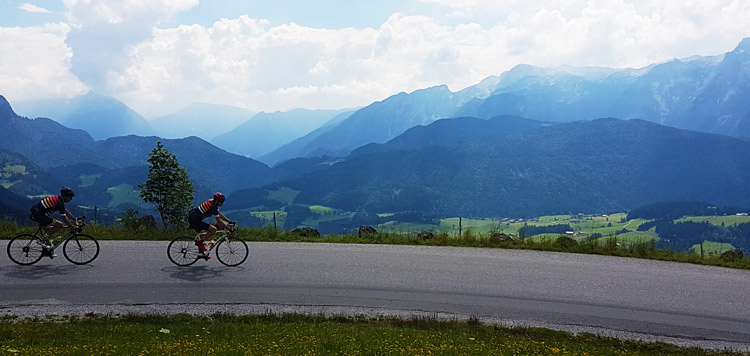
top-left (458, 39), bottom-right (750, 138)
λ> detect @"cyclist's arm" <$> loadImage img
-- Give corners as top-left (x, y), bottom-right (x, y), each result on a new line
top-left (215, 211), bottom-right (231, 229)
top-left (62, 209), bottom-right (76, 230)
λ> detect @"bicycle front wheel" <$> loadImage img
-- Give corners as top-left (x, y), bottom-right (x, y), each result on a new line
top-left (63, 234), bottom-right (100, 265)
top-left (168, 236), bottom-right (200, 266)
top-left (7, 234), bottom-right (44, 265)
top-left (216, 237), bottom-right (248, 266)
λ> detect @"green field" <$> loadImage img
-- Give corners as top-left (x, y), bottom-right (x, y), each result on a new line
top-left (251, 211), bottom-right (287, 228)
top-left (690, 241), bottom-right (737, 257)
top-left (376, 214), bottom-right (652, 239)
top-left (439, 217), bottom-right (509, 234)
top-left (77, 173), bottom-right (101, 188)
top-left (678, 215), bottom-right (750, 227)
top-left (266, 187), bottom-right (300, 204)
top-left (0, 179), bottom-right (20, 189)
top-left (2, 164), bottom-right (26, 175)
top-left (309, 205), bottom-right (334, 214)
top-left (1, 164), bottom-right (27, 189)
top-left (106, 184), bottom-right (150, 209)
top-left (376, 221), bottom-right (441, 234)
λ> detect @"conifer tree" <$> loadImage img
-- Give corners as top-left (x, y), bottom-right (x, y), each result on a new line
top-left (139, 141), bottom-right (194, 229)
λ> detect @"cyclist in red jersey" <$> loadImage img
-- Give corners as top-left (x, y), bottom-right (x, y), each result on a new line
top-left (29, 187), bottom-right (77, 236)
top-left (188, 192), bottom-right (232, 257)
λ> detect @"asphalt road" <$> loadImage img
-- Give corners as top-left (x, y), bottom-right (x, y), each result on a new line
top-left (1, 240), bottom-right (749, 350)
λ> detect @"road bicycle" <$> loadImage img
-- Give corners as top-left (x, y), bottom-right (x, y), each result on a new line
top-left (6, 216), bottom-right (100, 266)
top-left (167, 222), bottom-right (248, 267)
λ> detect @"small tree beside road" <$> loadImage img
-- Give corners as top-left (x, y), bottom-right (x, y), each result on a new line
top-left (139, 141), bottom-right (194, 229)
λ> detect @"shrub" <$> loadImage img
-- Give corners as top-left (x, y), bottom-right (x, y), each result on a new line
top-left (488, 232), bottom-right (515, 246)
top-left (555, 235), bottom-right (578, 249)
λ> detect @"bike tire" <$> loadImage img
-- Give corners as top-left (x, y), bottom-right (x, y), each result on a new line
top-left (168, 236), bottom-right (201, 266)
top-left (7, 234), bottom-right (44, 266)
top-left (63, 234), bottom-right (100, 265)
top-left (216, 237), bottom-right (249, 267)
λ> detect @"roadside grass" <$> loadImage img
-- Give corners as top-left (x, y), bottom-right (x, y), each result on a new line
top-left (1, 219), bottom-right (748, 270)
top-left (0, 313), bottom-right (744, 356)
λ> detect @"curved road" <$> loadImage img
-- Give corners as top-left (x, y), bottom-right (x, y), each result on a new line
top-left (1, 241), bottom-right (749, 350)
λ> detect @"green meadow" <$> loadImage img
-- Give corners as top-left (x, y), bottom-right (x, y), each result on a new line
top-left (690, 241), bottom-right (737, 257)
top-left (266, 187), bottom-right (300, 204)
top-left (678, 215), bottom-right (750, 227)
top-left (0, 314), bottom-right (744, 356)
top-left (106, 184), bottom-right (149, 209)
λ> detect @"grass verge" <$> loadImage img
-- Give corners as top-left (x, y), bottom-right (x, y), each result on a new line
top-left (0, 313), bottom-right (745, 356)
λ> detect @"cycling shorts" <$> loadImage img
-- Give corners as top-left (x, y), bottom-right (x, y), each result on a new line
top-left (29, 206), bottom-right (53, 226)
top-left (188, 209), bottom-right (210, 233)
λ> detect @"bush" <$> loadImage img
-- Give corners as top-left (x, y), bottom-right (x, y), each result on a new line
top-left (555, 235), bottom-right (578, 249)
top-left (488, 232), bottom-right (515, 246)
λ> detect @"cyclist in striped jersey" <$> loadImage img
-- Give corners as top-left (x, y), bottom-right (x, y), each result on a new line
top-left (188, 192), bottom-right (232, 257)
top-left (29, 187), bottom-right (77, 236)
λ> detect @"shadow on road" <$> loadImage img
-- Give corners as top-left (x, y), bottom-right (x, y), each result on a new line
top-left (163, 265), bottom-right (245, 282)
top-left (2, 264), bottom-right (94, 280)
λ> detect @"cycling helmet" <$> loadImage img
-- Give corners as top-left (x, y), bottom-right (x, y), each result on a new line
top-left (213, 192), bottom-right (226, 203)
top-left (60, 187), bottom-right (75, 198)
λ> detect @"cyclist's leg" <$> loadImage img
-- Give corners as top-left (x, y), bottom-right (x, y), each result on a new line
top-left (30, 212), bottom-right (56, 236)
top-left (44, 219), bottom-right (64, 236)
top-left (198, 224), bottom-right (217, 241)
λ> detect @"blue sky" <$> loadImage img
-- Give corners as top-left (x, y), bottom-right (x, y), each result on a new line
top-left (2, 0), bottom-right (749, 119)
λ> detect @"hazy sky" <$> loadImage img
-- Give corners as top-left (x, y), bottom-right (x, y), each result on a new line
top-left (2, 0), bottom-right (749, 118)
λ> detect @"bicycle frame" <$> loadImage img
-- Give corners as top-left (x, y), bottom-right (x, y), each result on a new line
top-left (197, 227), bottom-right (235, 256)
top-left (37, 216), bottom-right (87, 250)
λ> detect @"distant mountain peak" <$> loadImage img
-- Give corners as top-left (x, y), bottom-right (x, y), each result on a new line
top-left (735, 37), bottom-right (750, 53)
top-left (412, 85), bottom-right (452, 95)
top-left (0, 95), bottom-right (17, 119)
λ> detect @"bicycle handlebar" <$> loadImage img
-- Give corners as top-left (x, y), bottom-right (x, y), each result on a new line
top-left (63, 216), bottom-right (87, 232)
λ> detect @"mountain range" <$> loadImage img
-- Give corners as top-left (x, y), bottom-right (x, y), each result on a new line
top-left (271, 116), bottom-right (750, 218)
top-left (0, 96), bottom-right (273, 214)
top-left (13, 92), bottom-right (153, 140)
top-left (148, 103), bottom-right (254, 141)
top-left (2, 38), bottom-right (750, 229)
top-left (255, 39), bottom-right (750, 164)
top-left (211, 108), bottom-right (352, 159)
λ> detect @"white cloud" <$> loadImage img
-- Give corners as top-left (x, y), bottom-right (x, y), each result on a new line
top-left (108, 3), bottom-right (750, 117)
top-left (0, 24), bottom-right (87, 102)
top-left (3, 1), bottom-right (750, 117)
top-left (62, 0), bottom-right (198, 26)
top-left (19, 3), bottom-right (51, 13)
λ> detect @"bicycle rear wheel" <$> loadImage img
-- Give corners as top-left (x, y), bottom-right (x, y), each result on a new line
top-left (216, 237), bottom-right (248, 266)
top-left (7, 234), bottom-right (44, 265)
top-left (168, 236), bottom-right (201, 266)
top-left (63, 234), bottom-right (100, 265)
